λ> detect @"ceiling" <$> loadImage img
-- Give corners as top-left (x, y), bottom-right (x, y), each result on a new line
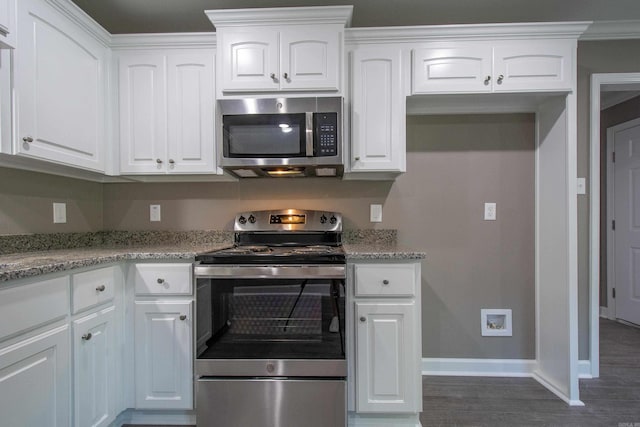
top-left (70, 0), bottom-right (640, 34)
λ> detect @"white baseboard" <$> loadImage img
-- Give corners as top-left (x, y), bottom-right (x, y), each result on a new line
top-left (110, 409), bottom-right (195, 426)
top-left (422, 358), bottom-right (536, 377)
top-left (348, 412), bottom-right (421, 427)
top-left (578, 360), bottom-right (593, 379)
top-left (600, 306), bottom-right (608, 318)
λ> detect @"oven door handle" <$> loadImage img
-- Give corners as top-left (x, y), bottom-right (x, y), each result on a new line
top-left (193, 264), bottom-right (345, 279)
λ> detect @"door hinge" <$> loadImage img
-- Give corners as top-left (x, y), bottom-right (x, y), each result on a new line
top-left (613, 151), bottom-right (616, 163)
top-left (613, 288), bottom-right (616, 299)
top-left (612, 220), bottom-right (616, 230)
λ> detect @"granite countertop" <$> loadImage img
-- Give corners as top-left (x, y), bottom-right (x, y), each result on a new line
top-left (0, 229), bottom-right (425, 283)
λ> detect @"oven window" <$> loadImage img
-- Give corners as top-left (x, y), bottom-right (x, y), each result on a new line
top-left (223, 113), bottom-right (306, 157)
top-left (197, 278), bottom-right (345, 360)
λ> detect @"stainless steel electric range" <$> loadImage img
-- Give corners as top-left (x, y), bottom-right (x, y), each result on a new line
top-left (194, 209), bottom-right (346, 427)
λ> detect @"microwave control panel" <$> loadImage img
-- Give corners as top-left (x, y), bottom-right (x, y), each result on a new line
top-left (314, 113), bottom-right (339, 157)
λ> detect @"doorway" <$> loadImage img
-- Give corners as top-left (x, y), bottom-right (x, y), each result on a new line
top-left (590, 72), bottom-right (640, 379)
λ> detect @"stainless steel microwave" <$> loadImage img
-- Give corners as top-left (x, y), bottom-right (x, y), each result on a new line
top-left (218, 97), bottom-right (343, 178)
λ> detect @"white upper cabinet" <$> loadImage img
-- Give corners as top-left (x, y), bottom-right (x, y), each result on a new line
top-left (0, 0), bottom-right (15, 48)
top-left (217, 27), bottom-right (340, 92)
top-left (118, 49), bottom-right (216, 174)
top-left (412, 39), bottom-right (574, 94)
top-left (15, 0), bottom-right (108, 172)
top-left (207, 6), bottom-right (352, 96)
top-left (349, 46), bottom-right (406, 173)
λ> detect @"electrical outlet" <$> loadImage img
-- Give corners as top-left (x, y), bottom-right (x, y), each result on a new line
top-left (370, 204), bottom-right (382, 222)
top-left (150, 204), bottom-right (161, 222)
top-left (484, 202), bottom-right (496, 221)
top-left (53, 203), bottom-right (67, 224)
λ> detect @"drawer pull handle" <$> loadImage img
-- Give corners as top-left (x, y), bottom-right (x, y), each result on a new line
top-left (484, 75), bottom-right (491, 84)
top-left (179, 315), bottom-right (187, 321)
top-left (359, 316), bottom-right (366, 322)
top-left (382, 279), bottom-right (389, 285)
top-left (157, 278), bottom-right (165, 284)
top-left (23, 136), bottom-right (34, 143)
top-left (497, 74), bottom-right (504, 84)
top-left (82, 332), bottom-right (92, 341)
top-left (96, 284), bottom-right (106, 292)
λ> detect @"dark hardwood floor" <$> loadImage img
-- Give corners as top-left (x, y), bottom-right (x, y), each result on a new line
top-left (125, 319), bottom-right (639, 427)
top-left (421, 318), bottom-right (640, 426)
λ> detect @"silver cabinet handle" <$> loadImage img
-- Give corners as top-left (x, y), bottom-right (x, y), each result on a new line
top-left (96, 284), bottom-right (106, 292)
top-left (82, 332), bottom-right (92, 341)
top-left (283, 72), bottom-right (289, 80)
top-left (354, 156), bottom-right (360, 161)
top-left (179, 315), bottom-right (187, 321)
top-left (497, 74), bottom-right (504, 84)
top-left (382, 279), bottom-right (390, 285)
top-left (270, 73), bottom-right (276, 80)
top-left (168, 159), bottom-right (175, 164)
top-left (359, 316), bottom-right (366, 322)
top-left (484, 75), bottom-right (491, 84)
top-left (157, 278), bottom-right (165, 284)
top-left (156, 158), bottom-right (163, 164)
top-left (22, 136), bottom-right (34, 143)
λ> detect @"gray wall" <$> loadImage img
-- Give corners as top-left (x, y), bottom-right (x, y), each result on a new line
top-left (0, 167), bottom-right (103, 234)
top-left (100, 113), bottom-right (537, 359)
top-left (576, 39), bottom-right (640, 359)
top-left (599, 95), bottom-right (640, 307)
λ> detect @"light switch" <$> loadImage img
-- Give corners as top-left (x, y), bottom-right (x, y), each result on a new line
top-left (53, 203), bottom-right (66, 224)
top-left (370, 204), bottom-right (382, 222)
top-left (577, 177), bottom-right (586, 195)
top-left (150, 204), bottom-right (161, 222)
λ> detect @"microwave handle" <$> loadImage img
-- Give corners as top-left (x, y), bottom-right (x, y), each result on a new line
top-left (305, 112), bottom-right (314, 157)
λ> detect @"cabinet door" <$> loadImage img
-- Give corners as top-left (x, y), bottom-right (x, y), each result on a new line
top-left (0, 325), bottom-right (71, 427)
top-left (73, 306), bottom-right (116, 427)
top-left (135, 300), bottom-right (193, 409)
top-left (15, 0), bottom-right (106, 171)
top-left (350, 47), bottom-right (405, 172)
top-left (493, 41), bottom-right (573, 92)
top-left (218, 30), bottom-right (279, 92)
top-left (355, 302), bottom-right (417, 413)
top-left (118, 53), bottom-right (167, 174)
top-left (280, 28), bottom-right (340, 91)
top-left (412, 45), bottom-right (492, 94)
top-left (0, 0), bottom-right (15, 48)
top-left (167, 52), bottom-right (216, 173)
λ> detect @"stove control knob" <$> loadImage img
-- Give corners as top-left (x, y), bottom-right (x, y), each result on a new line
top-left (320, 214), bottom-right (327, 224)
top-left (248, 215), bottom-right (256, 224)
top-left (238, 215), bottom-right (247, 225)
top-left (330, 215), bottom-right (337, 225)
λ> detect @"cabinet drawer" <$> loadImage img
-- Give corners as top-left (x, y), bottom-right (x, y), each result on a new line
top-left (72, 266), bottom-right (116, 314)
top-left (0, 276), bottom-right (69, 341)
top-left (135, 263), bottom-right (192, 295)
top-left (354, 264), bottom-right (416, 297)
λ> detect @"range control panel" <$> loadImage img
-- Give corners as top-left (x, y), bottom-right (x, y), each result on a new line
top-left (235, 209), bottom-right (342, 232)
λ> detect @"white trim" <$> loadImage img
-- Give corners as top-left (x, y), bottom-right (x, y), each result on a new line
top-left (421, 358), bottom-right (536, 377)
top-left (578, 360), bottom-right (593, 379)
top-left (348, 413), bottom-right (421, 427)
top-left (581, 20), bottom-right (640, 40)
top-left (607, 125), bottom-right (617, 322)
top-left (46, 0), bottom-right (112, 47)
top-left (590, 73), bottom-right (640, 381)
top-left (532, 371), bottom-right (585, 406)
top-left (600, 306), bottom-right (609, 318)
top-left (111, 33), bottom-right (216, 50)
top-left (111, 409), bottom-right (196, 427)
top-left (205, 5), bottom-right (353, 28)
top-left (346, 22), bottom-right (590, 43)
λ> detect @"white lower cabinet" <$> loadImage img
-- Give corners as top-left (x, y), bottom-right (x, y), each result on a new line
top-left (350, 261), bottom-right (422, 419)
top-left (0, 325), bottom-right (71, 427)
top-left (134, 300), bottom-right (193, 410)
top-left (73, 306), bottom-right (116, 427)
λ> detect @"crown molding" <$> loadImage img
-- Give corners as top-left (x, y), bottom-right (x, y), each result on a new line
top-left (111, 33), bottom-right (216, 50)
top-left (205, 6), bottom-right (353, 29)
top-left (580, 20), bottom-right (640, 40)
top-left (346, 21), bottom-right (591, 44)
top-left (46, 0), bottom-right (112, 47)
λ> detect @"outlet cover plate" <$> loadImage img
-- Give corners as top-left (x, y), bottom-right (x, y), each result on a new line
top-left (53, 203), bottom-right (67, 224)
top-left (150, 204), bottom-right (161, 222)
top-left (484, 202), bottom-right (496, 221)
top-left (370, 204), bottom-right (382, 222)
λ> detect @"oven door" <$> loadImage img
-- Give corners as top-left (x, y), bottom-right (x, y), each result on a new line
top-left (195, 275), bottom-right (346, 377)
